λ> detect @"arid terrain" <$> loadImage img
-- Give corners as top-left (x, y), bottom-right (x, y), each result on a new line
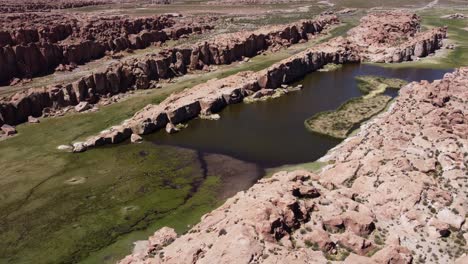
top-left (0, 0), bottom-right (466, 263)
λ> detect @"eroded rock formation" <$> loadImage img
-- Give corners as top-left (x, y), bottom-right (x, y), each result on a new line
top-left (0, 13), bottom-right (214, 84)
top-left (119, 66), bottom-right (468, 264)
top-left (0, 15), bottom-right (338, 128)
top-left (74, 12), bottom-right (448, 150)
top-left (347, 12), bottom-right (447, 62)
top-left (0, 0), bottom-right (109, 13)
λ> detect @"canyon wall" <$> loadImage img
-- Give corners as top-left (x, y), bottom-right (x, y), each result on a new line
top-left (81, 42), bottom-right (358, 150)
top-left (119, 66), bottom-right (468, 264)
top-left (0, 14), bottom-right (214, 84)
top-left (71, 12), bottom-right (448, 152)
top-left (0, 15), bottom-right (339, 127)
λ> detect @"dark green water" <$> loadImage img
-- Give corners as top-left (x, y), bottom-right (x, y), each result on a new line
top-left (147, 64), bottom-right (451, 167)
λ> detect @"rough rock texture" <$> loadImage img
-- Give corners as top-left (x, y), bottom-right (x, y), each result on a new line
top-left (119, 67), bottom-right (468, 264)
top-left (75, 11), bottom-right (449, 151)
top-left (347, 12), bottom-right (447, 63)
top-left (0, 0), bottom-right (109, 13)
top-left (256, 37), bottom-right (360, 89)
top-left (207, 0), bottom-right (305, 4)
top-left (0, 13), bottom-right (214, 83)
top-left (0, 14), bottom-right (338, 127)
top-left (83, 71), bottom-right (258, 148)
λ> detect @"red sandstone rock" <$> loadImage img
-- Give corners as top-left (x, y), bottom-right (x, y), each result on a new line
top-left (342, 211), bottom-right (375, 236)
top-left (0, 14), bottom-right (338, 128)
top-left (0, 13), bottom-right (214, 84)
top-left (130, 133), bottom-right (142, 143)
top-left (69, 12), bottom-right (449, 152)
top-left (0, 0), bottom-right (109, 13)
top-left (303, 229), bottom-right (335, 252)
top-left (119, 67), bottom-right (468, 263)
top-left (334, 232), bottom-right (376, 255)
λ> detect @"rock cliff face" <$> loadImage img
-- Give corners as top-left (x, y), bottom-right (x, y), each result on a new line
top-left (79, 38), bottom-right (358, 151)
top-left (257, 37), bottom-right (360, 89)
top-left (0, 15), bottom-right (338, 127)
top-left (119, 67), bottom-right (468, 264)
top-left (0, 13), bottom-right (214, 84)
top-left (72, 12), bottom-right (447, 151)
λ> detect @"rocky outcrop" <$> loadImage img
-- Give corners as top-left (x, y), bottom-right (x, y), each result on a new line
top-left (0, 0), bottom-right (110, 13)
top-left (119, 67), bottom-right (468, 264)
top-left (257, 37), bottom-right (360, 89)
top-left (83, 71), bottom-right (259, 147)
top-left (347, 12), bottom-right (447, 63)
top-left (0, 15), bottom-right (338, 127)
top-left (0, 13), bottom-right (214, 84)
top-left (71, 11), bottom-right (448, 151)
top-left (78, 40), bottom-right (358, 151)
top-left (0, 12), bottom-right (448, 132)
top-left (207, 0), bottom-right (305, 4)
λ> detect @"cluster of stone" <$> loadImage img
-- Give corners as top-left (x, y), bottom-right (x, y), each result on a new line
top-left (119, 67), bottom-right (468, 264)
top-left (0, 15), bottom-right (338, 129)
top-left (0, 13), bottom-right (214, 84)
top-left (74, 12), bottom-right (448, 152)
top-left (347, 12), bottom-right (447, 62)
top-left (0, 0), bottom-right (109, 13)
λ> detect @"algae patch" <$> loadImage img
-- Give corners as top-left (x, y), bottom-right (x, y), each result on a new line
top-left (355, 75), bottom-right (407, 95)
top-left (304, 76), bottom-right (407, 139)
top-left (318, 63), bottom-right (343, 72)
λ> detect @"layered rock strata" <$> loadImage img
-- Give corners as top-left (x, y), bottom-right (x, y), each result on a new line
top-left (75, 12), bottom-right (447, 150)
top-left (0, 14), bottom-right (214, 84)
top-left (120, 67), bottom-right (468, 264)
top-left (0, 15), bottom-right (338, 127)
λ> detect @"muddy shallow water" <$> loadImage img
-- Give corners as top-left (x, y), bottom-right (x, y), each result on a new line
top-left (148, 64), bottom-right (451, 167)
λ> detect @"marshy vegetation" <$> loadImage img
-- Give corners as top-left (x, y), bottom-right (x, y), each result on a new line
top-left (304, 76), bottom-right (407, 139)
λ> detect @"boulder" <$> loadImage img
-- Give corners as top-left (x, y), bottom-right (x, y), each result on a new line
top-left (130, 133), bottom-right (143, 143)
top-left (75, 102), bottom-right (90, 112)
top-left (28, 116), bottom-right (40, 123)
top-left (1, 124), bottom-right (16, 135)
top-left (335, 232), bottom-right (375, 255)
top-left (323, 216), bottom-right (345, 233)
top-left (291, 184), bottom-right (320, 198)
top-left (106, 126), bottom-right (132, 144)
top-left (371, 246), bottom-right (412, 264)
top-left (165, 123), bottom-right (179, 134)
top-left (166, 101), bottom-right (201, 124)
top-left (303, 229), bottom-right (335, 252)
top-left (342, 211), bottom-right (375, 236)
top-left (72, 142), bottom-right (87, 153)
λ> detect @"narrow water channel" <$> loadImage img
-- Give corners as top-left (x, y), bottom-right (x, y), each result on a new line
top-left (147, 64), bottom-right (451, 167)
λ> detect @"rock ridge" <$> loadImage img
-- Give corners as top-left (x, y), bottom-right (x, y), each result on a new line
top-left (75, 12), bottom-right (447, 151)
top-left (0, 13), bottom-right (215, 84)
top-left (119, 66), bottom-right (468, 264)
top-left (0, 14), bottom-right (338, 128)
